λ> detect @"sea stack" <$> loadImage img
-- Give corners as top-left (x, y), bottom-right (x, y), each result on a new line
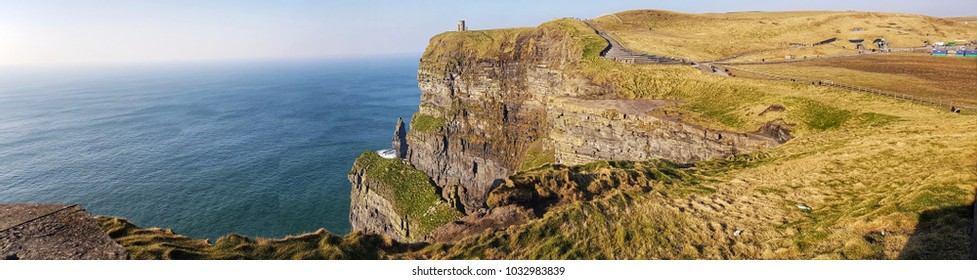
top-left (392, 117), bottom-right (408, 159)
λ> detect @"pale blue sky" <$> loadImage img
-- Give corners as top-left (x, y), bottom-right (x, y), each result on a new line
top-left (1, 0), bottom-right (973, 66)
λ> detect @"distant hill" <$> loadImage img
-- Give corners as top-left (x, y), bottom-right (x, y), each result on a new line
top-left (592, 10), bottom-right (977, 61)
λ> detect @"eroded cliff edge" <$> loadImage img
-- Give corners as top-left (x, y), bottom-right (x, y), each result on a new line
top-left (348, 151), bottom-right (460, 242)
top-left (349, 19), bottom-right (789, 242)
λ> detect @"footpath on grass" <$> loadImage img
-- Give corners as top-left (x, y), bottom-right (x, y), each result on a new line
top-left (582, 19), bottom-right (968, 114)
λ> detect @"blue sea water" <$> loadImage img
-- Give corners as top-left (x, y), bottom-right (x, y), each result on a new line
top-left (0, 56), bottom-right (421, 240)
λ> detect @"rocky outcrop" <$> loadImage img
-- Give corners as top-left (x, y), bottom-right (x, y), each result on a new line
top-left (402, 21), bottom-right (785, 216)
top-left (348, 165), bottom-right (409, 241)
top-left (348, 151), bottom-right (461, 242)
top-left (392, 117), bottom-right (408, 158)
top-left (546, 97), bottom-right (783, 165)
top-left (353, 19), bottom-right (790, 243)
top-left (0, 204), bottom-right (127, 260)
top-left (405, 24), bottom-right (608, 214)
top-left (425, 205), bottom-right (536, 243)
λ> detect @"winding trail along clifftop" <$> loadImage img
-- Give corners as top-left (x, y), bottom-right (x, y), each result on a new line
top-left (583, 20), bottom-right (685, 64)
top-left (582, 20), bottom-right (729, 76)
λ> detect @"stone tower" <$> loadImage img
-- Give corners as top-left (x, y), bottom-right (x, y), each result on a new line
top-left (457, 20), bottom-right (467, 31)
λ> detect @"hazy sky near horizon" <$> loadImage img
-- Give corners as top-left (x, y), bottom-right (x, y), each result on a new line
top-left (1, 0), bottom-right (974, 67)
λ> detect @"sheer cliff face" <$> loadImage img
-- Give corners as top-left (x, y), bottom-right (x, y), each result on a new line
top-left (404, 27), bottom-right (606, 213)
top-left (546, 97), bottom-right (782, 165)
top-left (349, 166), bottom-right (408, 240)
top-left (401, 24), bottom-right (784, 214)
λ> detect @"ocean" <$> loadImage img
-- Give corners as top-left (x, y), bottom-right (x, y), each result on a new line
top-left (0, 56), bottom-right (422, 240)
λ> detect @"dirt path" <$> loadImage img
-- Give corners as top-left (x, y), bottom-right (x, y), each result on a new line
top-left (583, 20), bottom-right (685, 65)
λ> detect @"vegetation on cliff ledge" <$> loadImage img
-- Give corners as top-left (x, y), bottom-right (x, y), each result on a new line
top-left (352, 151), bottom-right (461, 239)
top-left (409, 112), bottom-right (446, 133)
top-left (101, 11), bottom-right (977, 260)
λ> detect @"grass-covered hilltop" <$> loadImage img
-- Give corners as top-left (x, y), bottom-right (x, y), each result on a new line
top-left (102, 10), bottom-right (977, 260)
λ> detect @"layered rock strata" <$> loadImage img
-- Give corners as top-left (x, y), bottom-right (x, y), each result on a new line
top-left (348, 151), bottom-right (461, 242)
top-left (546, 97), bottom-right (783, 165)
top-left (352, 20), bottom-right (788, 242)
top-left (348, 166), bottom-right (409, 241)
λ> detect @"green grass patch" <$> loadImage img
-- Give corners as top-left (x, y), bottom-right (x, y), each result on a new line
top-left (409, 112), bottom-right (446, 133)
top-left (353, 151), bottom-right (462, 239)
top-left (788, 97), bottom-right (853, 131)
top-left (900, 184), bottom-right (970, 213)
top-left (519, 145), bottom-right (556, 171)
top-left (424, 27), bottom-right (536, 60)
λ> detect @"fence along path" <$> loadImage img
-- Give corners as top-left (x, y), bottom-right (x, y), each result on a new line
top-left (717, 46), bottom-right (934, 66)
top-left (724, 65), bottom-right (977, 114)
top-left (703, 38), bottom-right (838, 64)
top-left (580, 19), bottom-right (970, 114)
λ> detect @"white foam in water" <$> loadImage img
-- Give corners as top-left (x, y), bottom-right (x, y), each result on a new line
top-left (376, 149), bottom-right (397, 159)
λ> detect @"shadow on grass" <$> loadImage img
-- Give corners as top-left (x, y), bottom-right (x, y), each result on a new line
top-left (897, 203), bottom-right (974, 259)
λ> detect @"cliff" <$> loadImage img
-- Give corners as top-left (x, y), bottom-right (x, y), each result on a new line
top-left (343, 18), bottom-right (792, 246)
top-left (399, 19), bottom-right (785, 216)
top-left (348, 151), bottom-right (461, 242)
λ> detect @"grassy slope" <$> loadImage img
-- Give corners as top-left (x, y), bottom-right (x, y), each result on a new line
top-left (352, 151), bottom-right (461, 239)
top-left (102, 13), bottom-right (977, 260)
top-left (414, 105), bottom-right (976, 259)
top-left (409, 112), bottom-right (446, 133)
top-left (410, 18), bottom-right (977, 259)
top-left (592, 10), bottom-right (977, 61)
top-left (545, 17), bottom-right (876, 135)
top-left (96, 216), bottom-right (415, 260)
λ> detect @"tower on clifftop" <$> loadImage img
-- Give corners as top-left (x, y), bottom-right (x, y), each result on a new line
top-left (457, 20), bottom-right (467, 31)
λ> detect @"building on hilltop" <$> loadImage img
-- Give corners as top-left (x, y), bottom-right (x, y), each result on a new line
top-left (457, 20), bottom-right (467, 32)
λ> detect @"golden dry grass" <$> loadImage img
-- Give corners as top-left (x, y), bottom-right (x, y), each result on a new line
top-left (726, 44), bottom-right (860, 63)
top-left (740, 54), bottom-right (977, 107)
top-left (591, 10), bottom-right (977, 61)
top-left (416, 91), bottom-right (977, 259)
top-left (413, 18), bottom-right (977, 260)
top-left (102, 15), bottom-right (977, 260)
top-left (96, 216), bottom-right (417, 260)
